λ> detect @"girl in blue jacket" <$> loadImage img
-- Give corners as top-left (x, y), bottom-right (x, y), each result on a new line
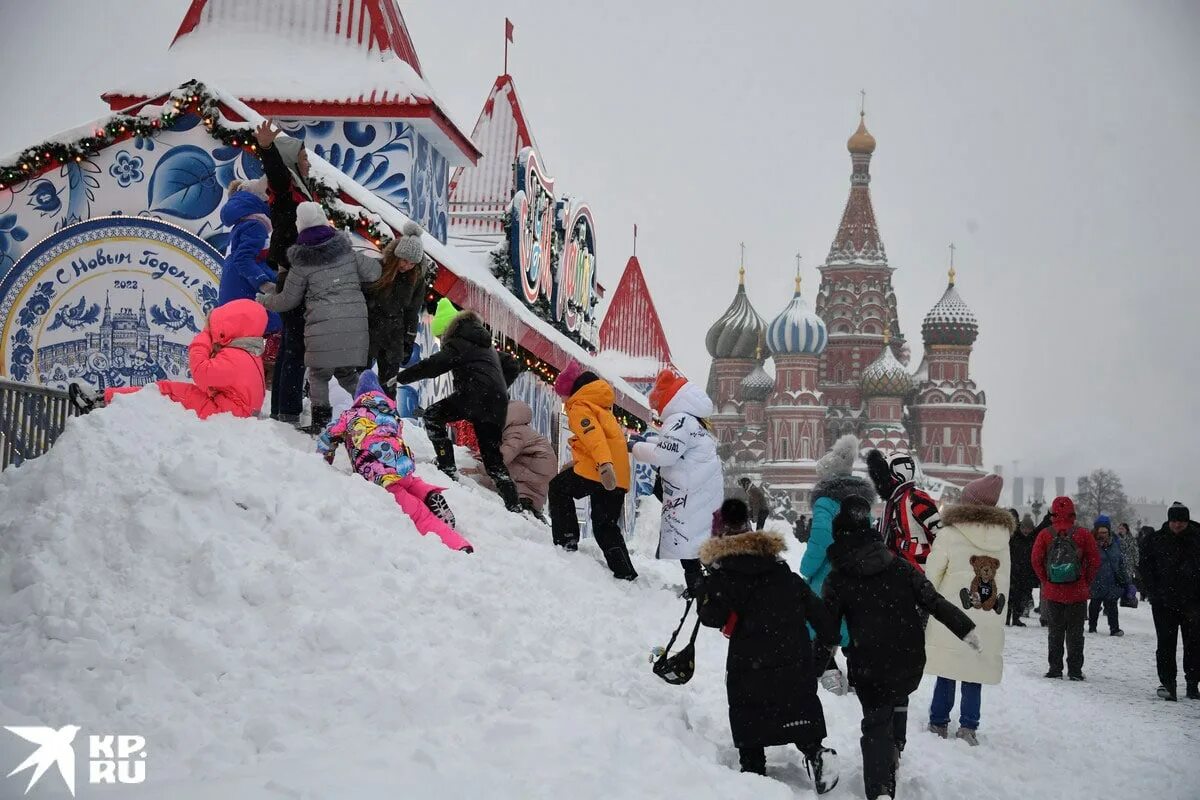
top-left (218, 177), bottom-right (280, 333)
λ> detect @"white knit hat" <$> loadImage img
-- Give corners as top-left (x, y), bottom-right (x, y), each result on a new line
top-left (228, 175), bottom-right (269, 201)
top-left (296, 201), bottom-right (330, 232)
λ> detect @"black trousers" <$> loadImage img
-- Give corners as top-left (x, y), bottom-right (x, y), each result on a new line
top-left (424, 396), bottom-right (520, 511)
top-left (681, 558), bottom-right (702, 595)
top-left (547, 468), bottom-right (636, 579)
top-left (1151, 603), bottom-right (1200, 688)
top-left (1045, 600), bottom-right (1086, 676)
top-left (737, 741), bottom-right (821, 775)
top-left (1088, 597), bottom-right (1120, 633)
top-left (1007, 585), bottom-right (1034, 623)
top-left (369, 339), bottom-right (408, 387)
top-left (755, 510), bottom-right (769, 531)
top-left (855, 684), bottom-right (909, 800)
top-left (270, 307), bottom-right (306, 418)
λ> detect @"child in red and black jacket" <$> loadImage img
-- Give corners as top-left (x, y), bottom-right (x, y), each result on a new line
top-left (696, 498), bottom-right (841, 792)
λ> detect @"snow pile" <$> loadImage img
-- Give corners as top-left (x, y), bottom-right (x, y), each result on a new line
top-left (1, 391), bottom-right (1198, 798)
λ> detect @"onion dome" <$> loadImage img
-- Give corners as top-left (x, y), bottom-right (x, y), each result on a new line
top-left (767, 273), bottom-right (827, 356)
top-left (847, 112), bottom-right (877, 155)
top-left (922, 264), bottom-right (979, 346)
top-left (706, 266), bottom-right (767, 359)
top-left (861, 332), bottom-right (913, 397)
top-left (740, 360), bottom-right (774, 402)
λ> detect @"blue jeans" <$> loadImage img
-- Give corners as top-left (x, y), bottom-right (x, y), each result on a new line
top-left (930, 677), bottom-right (981, 730)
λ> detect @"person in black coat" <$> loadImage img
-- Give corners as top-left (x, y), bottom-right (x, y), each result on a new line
top-left (1007, 512), bottom-right (1038, 626)
top-left (696, 498), bottom-right (840, 792)
top-left (369, 221), bottom-right (432, 380)
top-left (1138, 503), bottom-right (1200, 700)
top-left (255, 121), bottom-right (313, 424)
top-left (823, 496), bottom-right (977, 800)
top-left (393, 307), bottom-right (522, 512)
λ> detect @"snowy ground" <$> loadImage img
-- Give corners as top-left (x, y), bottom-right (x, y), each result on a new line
top-left (0, 392), bottom-right (1196, 799)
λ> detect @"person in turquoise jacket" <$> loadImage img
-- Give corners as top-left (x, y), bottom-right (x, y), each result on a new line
top-left (801, 434), bottom-right (877, 691)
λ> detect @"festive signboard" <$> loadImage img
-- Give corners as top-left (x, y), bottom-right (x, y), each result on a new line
top-left (507, 147), bottom-right (599, 349)
top-left (0, 216), bottom-right (222, 390)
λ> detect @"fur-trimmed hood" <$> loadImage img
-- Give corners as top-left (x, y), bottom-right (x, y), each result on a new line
top-left (699, 531), bottom-right (787, 566)
top-left (942, 504), bottom-right (1017, 532)
top-left (443, 310), bottom-right (493, 347)
top-left (811, 474), bottom-right (877, 505)
top-left (286, 230), bottom-right (352, 267)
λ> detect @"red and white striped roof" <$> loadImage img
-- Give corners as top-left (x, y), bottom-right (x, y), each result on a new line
top-left (448, 74), bottom-right (541, 248)
top-left (598, 256), bottom-right (674, 377)
top-left (104, 0), bottom-right (479, 165)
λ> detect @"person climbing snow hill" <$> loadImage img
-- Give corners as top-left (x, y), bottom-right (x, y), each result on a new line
top-left (317, 370), bottom-right (471, 553)
top-left (696, 498), bottom-right (840, 793)
top-left (498, 399), bottom-right (558, 519)
top-left (631, 369), bottom-right (723, 596)
top-left (217, 177), bottom-right (280, 333)
top-left (800, 433), bottom-right (876, 694)
top-left (70, 299), bottom-right (268, 420)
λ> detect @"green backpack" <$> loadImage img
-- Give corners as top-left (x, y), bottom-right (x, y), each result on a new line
top-left (1046, 531), bottom-right (1082, 584)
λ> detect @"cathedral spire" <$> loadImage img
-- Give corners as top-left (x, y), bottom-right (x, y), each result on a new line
top-left (826, 108), bottom-right (887, 267)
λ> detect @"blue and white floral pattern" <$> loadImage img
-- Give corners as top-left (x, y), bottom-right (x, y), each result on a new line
top-left (0, 212), bottom-right (30, 273)
top-left (27, 180), bottom-right (63, 217)
top-left (108, 151), bottom-right (145, 188)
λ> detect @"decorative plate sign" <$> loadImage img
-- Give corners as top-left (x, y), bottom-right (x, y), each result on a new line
top-left (510, 147), bottom-right (557, 307)
top-left (0, 215), bottom-right (222, 390)
top-left (554, 199), bottom-right (598, 339)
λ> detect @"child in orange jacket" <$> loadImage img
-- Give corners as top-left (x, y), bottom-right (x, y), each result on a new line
top-left (546, 360), bottom-right (636, 580)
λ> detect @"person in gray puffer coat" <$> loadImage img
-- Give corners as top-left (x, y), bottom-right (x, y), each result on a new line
top-left (259, 202), bottom-right (382, 431)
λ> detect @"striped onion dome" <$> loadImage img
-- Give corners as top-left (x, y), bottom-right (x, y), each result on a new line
top-left (766, 276), bottom-right (827, 356)
top-left (740, 362), bottom-right (774, 402)
top-left (922, 267), bottom-right (978, 346)
top-left (706, 268), bottom-right (767, 359)
top-left (862, 338), bottom-right (914, 397)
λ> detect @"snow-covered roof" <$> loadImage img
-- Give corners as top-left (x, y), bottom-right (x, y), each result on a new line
top-left (448, 75), bottom-right (541, 249)
top-left (593, 351), bottom-right (664, 380)
top-left (598, 256), bottom-right (673, 366)
top-left (104, 0), bottom-right (478, 165)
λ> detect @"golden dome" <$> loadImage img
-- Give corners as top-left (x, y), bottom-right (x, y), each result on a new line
top-left (847, 112), bottom-right (876, 155)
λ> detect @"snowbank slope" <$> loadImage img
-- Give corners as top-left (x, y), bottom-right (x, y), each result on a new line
top-left (1, 391), bottom-right (1197, 799)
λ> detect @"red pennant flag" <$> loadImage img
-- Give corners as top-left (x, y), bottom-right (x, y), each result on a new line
top-left (506, 18), bottom-right (514, 42)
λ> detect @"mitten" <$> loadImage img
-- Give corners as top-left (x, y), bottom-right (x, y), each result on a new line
top-left (255, 292), bottom-right (270, 305)
top-left (964, 630), bottom-right (983, 653)
top-left (258, 282), bottom-right (277, 295)
top-left (820, 668), bottom-right (849, 696)
top-left (597, 462), bottom-right (617, 491)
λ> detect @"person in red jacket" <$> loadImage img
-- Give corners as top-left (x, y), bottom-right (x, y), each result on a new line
top-left (1031, 496), bottom-right (1102, 681)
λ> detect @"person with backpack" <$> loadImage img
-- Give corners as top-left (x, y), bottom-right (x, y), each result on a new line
top-left (1088, 516), bottom-right (1127, 636)
top-left (696, 497), bottom-right (840, 791)
top-left (1030, 496), bottom-right (1102, 680)
top-left (866, 449), bottom-right (942, 571)
top-left (823, 496), bottom-right (977, 800)
top-left (1139, 503), bottom-right (1200, 701)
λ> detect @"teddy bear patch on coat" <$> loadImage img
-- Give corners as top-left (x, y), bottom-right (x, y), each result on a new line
top-left (960, 555), bottom-right (1006, 615)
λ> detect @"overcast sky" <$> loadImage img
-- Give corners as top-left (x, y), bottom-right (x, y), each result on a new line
top-left (1, 1), bottom-right (1197, 502)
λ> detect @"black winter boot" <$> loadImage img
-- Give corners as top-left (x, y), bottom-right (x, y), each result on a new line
top-left (1186, 683), bottom-right (1199, 700)
top-left (302, 405), bottom-right (333, 435)
top-left (1157, 685), bottom-right (1177, 701)
top-left (424, 492), bottom-right (456, 527)
top-left (604, 547), bottom-right (638, 581)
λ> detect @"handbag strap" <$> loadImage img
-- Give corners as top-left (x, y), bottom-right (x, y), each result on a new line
top-left (660, 598), bottom-right (695, 655)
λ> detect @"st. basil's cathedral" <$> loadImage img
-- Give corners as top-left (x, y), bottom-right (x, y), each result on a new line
top-left (705, 112), bottom-right (986, 509)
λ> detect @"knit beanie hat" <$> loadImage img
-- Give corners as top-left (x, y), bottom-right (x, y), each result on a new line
top-left (356, 369), bottom-right (384, 399)
top-left (1093, 514), bottom-right (1112, 531)
top-left (816, 434), bottom-right (859, 479)
top-left (390, 220), bottom-right (425, 264)
top-left (275, 135), bottom-right (303, 167)
top-left (229, 175), bottom-right (269, 201)
top-left (647, 369), bottom-right (688, 414)
top-left (553, 360), bottom-right (584, 399)
top-left (1168, 502), bottom-right (1190, 523)
top-left (429, 298), bottom-right (459, 337)
top-left (296, 201), bottom-right (330, 232)
top-left (962, 473), bottom-right (1003, 507)
top-left (712, 498), bottom-right (751, 537)
top-left (833, 495), bottom-right (873, 538)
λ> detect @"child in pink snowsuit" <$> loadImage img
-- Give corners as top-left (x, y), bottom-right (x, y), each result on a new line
top-left (317, 370), bottom-right (473, 553)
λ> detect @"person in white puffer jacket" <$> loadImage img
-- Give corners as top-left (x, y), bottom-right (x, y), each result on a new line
top-left (631, 369), bottom-right (724, 595)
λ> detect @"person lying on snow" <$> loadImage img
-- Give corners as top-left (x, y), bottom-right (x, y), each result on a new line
top-left (69, 299), bottom-right (268, 420)
top-left (695, 497), bottom-right (840, 792)
top-left (317, 370), bottom-right (472, 554)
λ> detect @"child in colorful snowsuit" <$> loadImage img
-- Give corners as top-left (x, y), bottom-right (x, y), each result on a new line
top-left (867, 449), bottom-right (942, 571)
top-left (72, 299), bottom-right (269, 419)
top-left (697, 497), bottom-right (840, 792)
top-left (317, 370), bottom-right (472, 553)
top-left (824, 495), bottom-right (978, 800)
